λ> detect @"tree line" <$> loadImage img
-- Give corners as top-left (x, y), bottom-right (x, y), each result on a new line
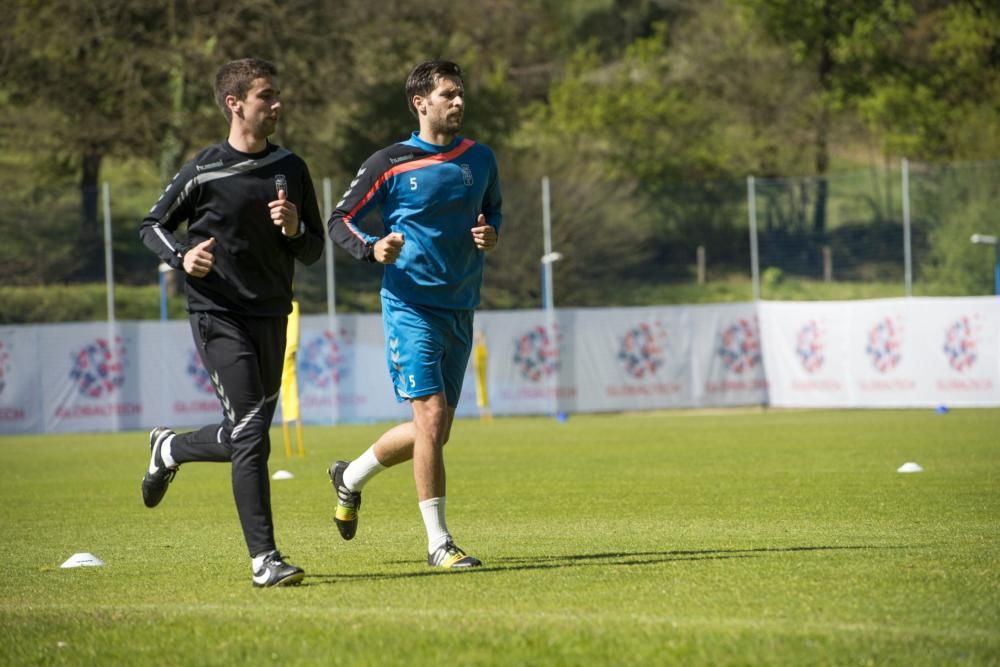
top-left (1, 0), bottom-right (998, 306)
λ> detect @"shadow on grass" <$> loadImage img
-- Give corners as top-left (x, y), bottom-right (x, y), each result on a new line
top-left (304, 544), bottom-right (909, 586)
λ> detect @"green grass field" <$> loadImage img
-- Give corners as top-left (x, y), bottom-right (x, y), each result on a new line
top-left (2, 409), bottom-right (998, 665)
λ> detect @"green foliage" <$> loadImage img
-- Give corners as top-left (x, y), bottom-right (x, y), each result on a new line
top-left (0, 275), bottom-right (939, 324)
top-left (855, 1), bottom-right (1000, 160)
top-left (1, 0), bottom-right (998, 313)
top-left (762, 266), bottom-right (785, 288)
top-left (538, 23), bottom-right (730, 184)
top-left (1, 409), bottom-right (999, 665)
top-left (0, 285), bottom-right (186, 324)
top-left (916, 161), bottom-right (1000, 295)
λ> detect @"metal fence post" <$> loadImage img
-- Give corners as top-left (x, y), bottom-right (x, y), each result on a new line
top-left (902, 158), bottom-right (912, 296)
top-left (323, 177), bottom-right (336, 317)
top-left (322, 177), bottom-right (339, 425)
top-left (542, 176), bottom-right (554, 312)
top-left (747, 175), bottom-right (760, 301)
top-left (102, 182), bottom-right (115, 323)
top-left (102, 180), bottom-right (120, 432)
top-left (158, 263), bottom-right (170, 320)
top-left (541, 175), bottom-right (560, 418)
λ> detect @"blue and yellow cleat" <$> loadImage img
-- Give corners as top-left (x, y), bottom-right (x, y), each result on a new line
top-left (329, 460), bottom-right (361, 540)
top-left (428, 540), bottom-right (482, 569)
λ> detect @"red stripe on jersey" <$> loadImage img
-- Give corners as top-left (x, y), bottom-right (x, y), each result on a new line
top-left (339, 139), bottom-right (476, 239)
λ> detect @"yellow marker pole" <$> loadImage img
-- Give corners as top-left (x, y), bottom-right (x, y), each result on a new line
top-left (280, 301), bottom-right (303, 457)
top-left (473, 329), bottom-right (492, 422)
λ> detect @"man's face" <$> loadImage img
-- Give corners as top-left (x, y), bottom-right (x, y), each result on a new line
top-left (231, 75), bottom-right (281, 138)
top-left (417, 75), bottom-right (465, 136)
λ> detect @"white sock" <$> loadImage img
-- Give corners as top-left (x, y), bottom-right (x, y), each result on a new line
top-left (160, 434), bottom-right (177, 469)
top-left (251, 550), bottom-right (274, 572)
top-left (343, 445), bottom-right (386, 491)
top-left (419, 496), bottom-right (450, 553)
top-left (148, 433), bottom-right (177, 474)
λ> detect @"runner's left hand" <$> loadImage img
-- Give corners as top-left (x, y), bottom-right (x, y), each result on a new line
top-left (472, 214), bottom-right (497, 251)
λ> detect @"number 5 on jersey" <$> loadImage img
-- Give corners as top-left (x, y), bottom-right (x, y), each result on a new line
top-left (410, 177), bottom-right (418, 190)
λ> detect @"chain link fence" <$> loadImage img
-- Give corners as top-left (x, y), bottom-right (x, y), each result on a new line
top-left (2, 159), bottom-right (998, 323)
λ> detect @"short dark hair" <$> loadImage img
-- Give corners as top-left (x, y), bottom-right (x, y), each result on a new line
top-left (405, 60), bottom-right (463, 117)
top-left (214, 58), bottom-right (278, 122)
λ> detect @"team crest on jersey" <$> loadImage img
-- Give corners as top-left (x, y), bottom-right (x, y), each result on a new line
top-left (460, 164), bottom-right (474, 186)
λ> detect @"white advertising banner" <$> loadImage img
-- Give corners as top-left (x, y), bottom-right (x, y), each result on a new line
top-left (41, 322), bottom-right (145, 434)
top-left (758, 301), bottom-right (854, 407)
top-left (475, 309), bottom-right (573, 416)
top-left (691, 302), bottom-right (769, 407)
top-left (760, 297), bottom-right (1000, 408)
top-left (915, 297), bottom-right (999, 405)
top-left (2, 297), bottom-right (997, 435)
top-left (134, 320), bottom-right (224, 430)
top-left (572, 307), bottom-right (694, 412)
top-left (849, 299), bottom-right (924, 406)
top-left (0, 326), bottom-right (43, 434)
top-left (289, 313), bottom-right (404, 425)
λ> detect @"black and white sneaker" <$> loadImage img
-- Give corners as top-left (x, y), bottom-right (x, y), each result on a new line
top-left (252, 551), bottom-right (304, 588)
top-left (428, 540), bottom-right (482, 569)
top-left (142, 426), bottom-right (178, 508)
top-left (329, 460), bottom-right (361, 540)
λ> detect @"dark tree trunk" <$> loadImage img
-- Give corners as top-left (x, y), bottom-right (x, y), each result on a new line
top-left (78, 147), bottom-right (104, 280)
top-left (813, 0), bottom-right (833, 234)
top-left (81, 147), bottom-right (102, 236)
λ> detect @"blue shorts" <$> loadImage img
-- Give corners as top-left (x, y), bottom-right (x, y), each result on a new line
top-left (381, 294), bottom-right (473, 407)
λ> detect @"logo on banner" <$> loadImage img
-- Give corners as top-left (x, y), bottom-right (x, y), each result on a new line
top-left (617, 322), bottom-right (667, 378)
top-left (172, 349), bottom-right (219, 415)
top-left (936, 314), bottom-right (992, 392)
top-left (717, 318), bottom-right (761, 374)
top-left (0, 336), bottom-right (26, 422)
top-left (943, 316), bottom-right (977, 372)
top-left (186, 349), bottom-right (215, 394)
top-left (513, 326), bottom-right (559, 382)
top-left (796, 320), bottom-right (825, 374)
top-left (299, 329), bottom-right (354, 389)
top-left (0, 339), bottom-right (9, 397)
top-left (69, 337), bottom-right (126, 398)
top-left (865, 317), bottom-right (902, 374)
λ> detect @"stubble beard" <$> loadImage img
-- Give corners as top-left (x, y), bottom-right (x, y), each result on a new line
top-left (253, 116), bottom-right (278, 141)
top-left (432, 113), bottom-right (463, 138)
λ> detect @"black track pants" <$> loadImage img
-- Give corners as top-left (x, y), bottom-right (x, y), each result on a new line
top-left (170, 311), bottom-right (287, 557)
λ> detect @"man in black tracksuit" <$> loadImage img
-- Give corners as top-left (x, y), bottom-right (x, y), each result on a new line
top-left (138, 58), bottom-right (324, 587)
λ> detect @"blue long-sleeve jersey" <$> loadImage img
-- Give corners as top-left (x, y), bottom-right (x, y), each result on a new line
top-left (328, 132), bottom-right (502, 310)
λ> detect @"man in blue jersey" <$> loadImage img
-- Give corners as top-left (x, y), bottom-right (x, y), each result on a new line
top-left (327, 60), bottom-right (501, 569)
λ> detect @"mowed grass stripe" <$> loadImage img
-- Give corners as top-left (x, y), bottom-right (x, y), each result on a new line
top-left (1, 408), bottom-right (997, 665)
top-left (2, 600), bottom-right (997, 640)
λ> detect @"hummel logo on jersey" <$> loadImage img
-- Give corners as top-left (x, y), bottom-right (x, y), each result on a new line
top-left (389, 153), bottom-right (416, 165)
top-left (196, 160), bottom-right (225, 172)
top-left (461, 164), bottom-right (474, 186)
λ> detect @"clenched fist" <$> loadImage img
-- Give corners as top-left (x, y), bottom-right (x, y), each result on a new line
top-left (183, 237), bottom-right (216, 277)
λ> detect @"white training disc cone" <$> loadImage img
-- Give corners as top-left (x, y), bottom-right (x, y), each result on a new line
top-left (272, 470), bottom-right (294, 480)
top-left (897, 462), bottom-right (924, 473)
top-left (60, 552), bottom-right (105, 568)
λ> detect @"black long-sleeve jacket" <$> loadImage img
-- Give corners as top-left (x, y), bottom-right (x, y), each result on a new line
top-left (139, 141), bottom-right (324, 316)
